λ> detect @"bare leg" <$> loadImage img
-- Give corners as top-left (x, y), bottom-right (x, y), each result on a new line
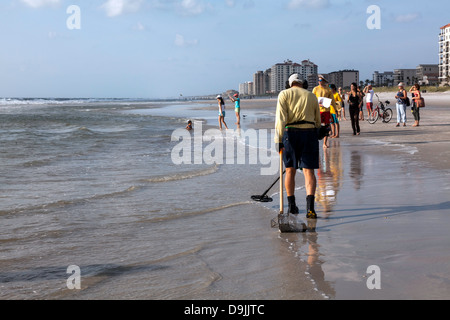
top-left (222, 117), bottom-right (228, 130)
top-left (330, 123), bottom-right (336, 138)
top-left (323, 136), bottom-right (329, 149)
top-left (303, 169), bottom-right (317, 197)
top-left (285, 167), bottom-right (296, 197)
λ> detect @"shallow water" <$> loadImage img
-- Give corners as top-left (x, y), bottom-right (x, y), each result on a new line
top-left (1, 100), bottom-right (450, 300)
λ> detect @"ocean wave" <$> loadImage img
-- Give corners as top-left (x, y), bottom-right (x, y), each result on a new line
top-left (0, 98), bottom-right (184, 108)
top-left (139, 201), bottom-right (251, 224)
top-left (0, 98), bottom-right (148, 106)
top-left (0, 98), bottom-right (99, 106)
top-left (0, 186), bottom-right (141, 217)
top-left (140, 165), bottom-right (219, 183)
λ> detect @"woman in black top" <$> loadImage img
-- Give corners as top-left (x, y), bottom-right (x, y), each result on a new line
top-left (347, 83), bottom-right (362, 135)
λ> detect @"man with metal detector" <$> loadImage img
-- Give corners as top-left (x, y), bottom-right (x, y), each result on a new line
top-left (275, 73), bottom-right (321, 220)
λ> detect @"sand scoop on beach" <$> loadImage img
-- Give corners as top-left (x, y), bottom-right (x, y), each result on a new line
top-left (251, 151), bottom-right (306, 233)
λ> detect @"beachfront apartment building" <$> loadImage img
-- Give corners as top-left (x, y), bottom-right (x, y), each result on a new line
top-left (393, 69), bottom-right (417, 86)
top-left (239, 59), bottom-right (318, 96)
top-left (439, 23), bottom-right (450, 84)
top-left (239, 81), bottom-right (253, 95)
top-left (252, 69), bottom-right (271, 95)
top-left (270, 59), bottom-right (318, 93)
top-left (416, 64), bottom-right (439, 86)
top-left (373, 65), bottom-right (438, 87)
top-left (327, 70), bottom-right (359, 89)
top-left (373, 71), bottom-right (394, 87)
top-left (253, 71), bottom-right (265, 96)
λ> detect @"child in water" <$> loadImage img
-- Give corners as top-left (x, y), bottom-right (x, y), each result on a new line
top-left (186, 120), bottom-right (192, 131)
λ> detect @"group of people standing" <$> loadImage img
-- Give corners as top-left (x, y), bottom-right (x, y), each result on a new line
top-left (395, 82), bottom-right (423, 127)
top-left (209, 77), bottom-right (424, 135)
top-left (316, 79), bottom-right (424, 139)
top-left (311, 75), bottom-right (365, 147)
top-left (273, 72), bottom-right (426, 224)
top-left (216, 93), bottom-right (241, 130)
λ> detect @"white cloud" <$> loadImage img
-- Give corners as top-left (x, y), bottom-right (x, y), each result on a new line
top-left (287, 0), bottom-right (330, 10)
top-left (174, 34), bottom-right (198, 47)
top-left (20, 0), bottom-right (60, 8)
top-left (395, 13), bottom-right (420, 23)
top-left (101, 0), bottom-right (143, 17)
top-left (177, 0), bottom-right (207, 16)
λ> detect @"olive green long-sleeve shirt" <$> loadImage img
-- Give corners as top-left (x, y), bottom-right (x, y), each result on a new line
top-left (275, 86), bottom-right (321, 144)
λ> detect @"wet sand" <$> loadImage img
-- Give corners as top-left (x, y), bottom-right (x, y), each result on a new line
top-left (226, 92), bottom-right (450, 299)
top-left (3, 94), bottom-right (447, 301)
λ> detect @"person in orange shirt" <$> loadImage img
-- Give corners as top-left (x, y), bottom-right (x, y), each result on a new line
top-left (329, 84), bottom-right (341, 138)
top-left (312, 75), bottom-right (336, 148)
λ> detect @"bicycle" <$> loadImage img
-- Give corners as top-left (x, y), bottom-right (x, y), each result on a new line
top-left (368, 94), bottom-right (393, 124)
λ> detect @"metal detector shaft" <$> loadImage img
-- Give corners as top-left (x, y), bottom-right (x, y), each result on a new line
top-left (260, 170), bottom-right (285, 198)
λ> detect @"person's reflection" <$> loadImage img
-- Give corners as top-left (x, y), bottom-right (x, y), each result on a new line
top-left (316, 144), bottom-right (343, 216)
top-left (235, 124), bottom-right (241, 138)
top-left (349, 150), bottom-right (363, 190)
top-left (303, 219), bottom-right (336, 298)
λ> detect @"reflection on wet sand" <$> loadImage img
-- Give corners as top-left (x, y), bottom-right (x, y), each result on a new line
top-left (316, 141), bottom-right (344, 215)
top-left (280, 219), bottom-right (336, 299)
top-left (349, 150), bottom-right (364, 190)
top-left (303, 219), bottom-right (336, 298)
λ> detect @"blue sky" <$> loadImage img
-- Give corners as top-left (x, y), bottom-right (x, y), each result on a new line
top-left (1, 0), bottom-right (449, 98)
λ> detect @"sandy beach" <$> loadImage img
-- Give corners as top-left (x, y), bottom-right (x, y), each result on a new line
top-left (232, 91), bottom-right (450, 299)
top-left (1, 92), bottom-right (449, 301)
top-left (150, 90), bottom-right (450, 300)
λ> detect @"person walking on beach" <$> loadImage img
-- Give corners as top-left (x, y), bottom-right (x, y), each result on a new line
top-left (216, 95), bottom-right (228, 130)
top-left (313, 75), bottom-right (336, 149)
top-left (338, 87), bottom-right (347, 120)
top-left (275, 73), bottom-right (321, 219)
top-left (363, 85), bottom-right (375, 120)
top-left (410, 84), bottom-right (422, 127)
top-left (348, 82), bottom-right (363, 136)
top-left (395, 83), bottom-right (408, 127)
top-left (229, 93), bottom-right (241, 125)
top-left (329, 84), bottom-right (341, 138)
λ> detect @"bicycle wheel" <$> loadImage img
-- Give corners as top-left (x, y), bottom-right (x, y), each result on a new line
top-left (382, 108), bottom-right (393, 123)
top-left (368, 110), bottom-right (379, 124)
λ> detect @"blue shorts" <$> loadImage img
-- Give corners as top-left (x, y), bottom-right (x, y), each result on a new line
top-left (331, 113), bottom-right (339, 124)
top-left (282, 129), bottom-right (319, 170)
top-left (219, 111), bottom-right (226, 117)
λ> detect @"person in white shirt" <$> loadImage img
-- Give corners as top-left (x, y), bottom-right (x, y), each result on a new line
top-left (363, 85), bottom-right (375, 120)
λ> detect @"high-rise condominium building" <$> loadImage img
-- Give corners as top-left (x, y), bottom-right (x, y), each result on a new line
top-left (270, 59), bottom-right (318, 93)
top-left (439, 23), bottom-right (450, 84)
top-left (327, 70), bottom-right (359, 89)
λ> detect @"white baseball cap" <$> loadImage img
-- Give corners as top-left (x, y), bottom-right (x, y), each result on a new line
top-left (288, 74), bottom-right (305, 87)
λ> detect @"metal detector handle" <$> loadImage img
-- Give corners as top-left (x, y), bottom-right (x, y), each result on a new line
top-left (279, 150), bottom-right (284, 214)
